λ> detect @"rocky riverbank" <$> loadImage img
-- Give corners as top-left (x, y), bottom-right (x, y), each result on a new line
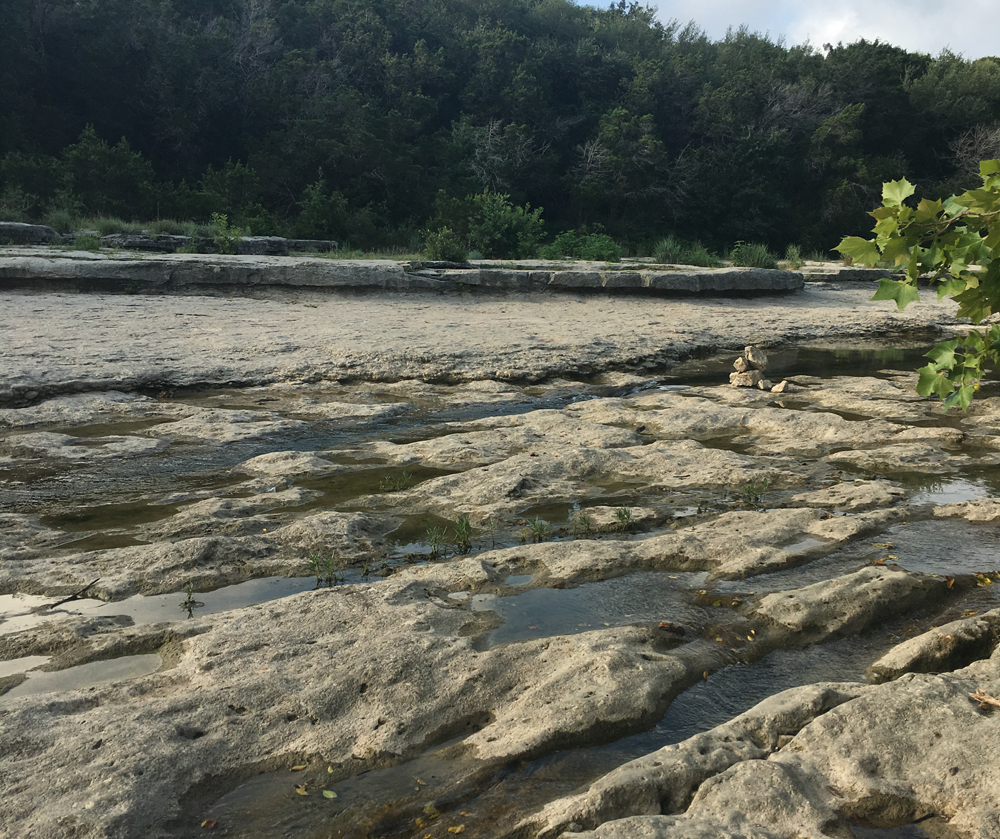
top-left (2, 268), bottom-right (999, 839)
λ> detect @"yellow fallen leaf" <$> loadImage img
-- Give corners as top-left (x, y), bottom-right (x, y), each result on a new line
top-left (295, 788), bottom-right (308, 796)
top-left (291, 765), bottom-right (307, 772)
top-left (715, 637), bottom-right (724, 643)
top-left (423, 803), bottom-right (440, 819)
top-left (322, 790), bottom-right (337, 799)
top-left (327, 766), bottom-right (333, 774)
top-left (448, 826), bottom-right (466, 834)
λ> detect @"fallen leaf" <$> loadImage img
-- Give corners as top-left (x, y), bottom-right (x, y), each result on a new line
top-left (322, 790), bottom-right (337, 799)
top-left (448, 826), bottom-right (466, 834)
top-left (461, 812), bottom-right (472, 817)
top-left (201, 819), bottom-right (218, 829)
top-left (712, 600), bottom-right (722, 607)
top-left (291, 765), bottom-right (307, 772)
top-left (423, 803), bottom-right (440, 819)
top-left (416, 779), bottom-right (427, 786)
top-left (715, 636), bottom-right (724, 643)
top-left (295, 788), bottom-right (308, 796)
top-left (947, 577), bottom-right (955, 589)
top-left (327, 766), bottom-right (333, 774)
top-left (702, 670), bottom-right (709, 681)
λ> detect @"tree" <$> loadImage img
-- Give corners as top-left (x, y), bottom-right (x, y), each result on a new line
top-left (836, 160), bottom-right (1000, 409)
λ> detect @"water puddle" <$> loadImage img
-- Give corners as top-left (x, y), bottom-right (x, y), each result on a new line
top-left (480, 571), bottom-right (709, 648)
top-left (872, 520), bottom-right (1000, 577)
top-left (852, 816), bottom-right (960, 838)
top-left (0, 576), bottom-right (323, 635)
top-left (41, 499), bottom-right (183, 533)
top-left (296, 465), bottom-right (457, 510)
top-left (1, 653), bottom-right (161, 702)
top-left (49, 418), bottom-right (175, 438)
top-left (910, 478), bottom-right (992, 505)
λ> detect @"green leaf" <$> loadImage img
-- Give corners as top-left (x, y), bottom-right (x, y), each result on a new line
top-left (925, 340), bottom-right (959, 369)
top-left (882, 178), bottom-right (915, 208)
top-left (944, 384), bottom-right (975, 411)
top-left (872, 279), bottom-right (920, 311)
top-left (916, 364), bottom-right (953, 399)
top-left (322, 790), bottom-right (337, 799)
top-left (835, 236), bottom-right (881, 266)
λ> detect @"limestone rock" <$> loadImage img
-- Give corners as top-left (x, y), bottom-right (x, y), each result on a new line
top-left (866, 609), bottom-right (1000, 683)
top-left (733, 356), bottom-right (751, 373)
top-left (744, 346), bottom-right (768, 371)
top-left (770, 380), bottom-right (790, 393)
top-left (753, 566), bottom-right (947, 640)
top-left (729, 370), bottom-right (764, 388)
top-left (0, 222), bottom-right (60, 245)
top-left (755, 378), bottom-right (773, 390)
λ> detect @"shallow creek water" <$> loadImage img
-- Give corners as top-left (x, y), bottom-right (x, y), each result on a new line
top-left (3, 342), bottom-right (999, 838)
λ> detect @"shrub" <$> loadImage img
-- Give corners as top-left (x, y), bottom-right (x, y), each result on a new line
top-left (730, 241), bottom-right (778, 269)
top-left (467, 191), bottom-right (544, 259)
top-left (210, 212), bottom-right (242, 254)
top-left (424, 227), bottom-right (468, 262)
top-left (540, 229), bottom-right (621, 262)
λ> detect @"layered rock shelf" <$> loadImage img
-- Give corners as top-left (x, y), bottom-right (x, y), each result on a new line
top-left (2, 256), bottom-right (997, 839)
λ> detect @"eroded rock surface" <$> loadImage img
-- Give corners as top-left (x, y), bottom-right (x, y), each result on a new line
top-left (1, 284), bottom-right (998, 839)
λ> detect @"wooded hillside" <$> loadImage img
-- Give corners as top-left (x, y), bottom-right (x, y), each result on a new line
top-left (2, 0), bottom-right (999, 251)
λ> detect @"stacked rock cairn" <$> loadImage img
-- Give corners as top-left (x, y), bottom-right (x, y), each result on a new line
top-left (729, 346), bottom-right (790, 393)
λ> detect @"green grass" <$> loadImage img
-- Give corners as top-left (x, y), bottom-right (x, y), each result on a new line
top-left (730, 241), bottom-right (778, 269)
top-left (652, 235), bottom-right (724, 267)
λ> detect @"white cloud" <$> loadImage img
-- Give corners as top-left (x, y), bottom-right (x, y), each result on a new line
top-left (646, 0), bottom-right (997, 58)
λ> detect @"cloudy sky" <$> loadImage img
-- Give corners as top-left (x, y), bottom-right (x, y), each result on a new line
top-left (597, 0), bottom-right (996, 59)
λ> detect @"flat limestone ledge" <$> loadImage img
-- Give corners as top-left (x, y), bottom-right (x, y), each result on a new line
top-left (0, 250), bottom-right (804, 295)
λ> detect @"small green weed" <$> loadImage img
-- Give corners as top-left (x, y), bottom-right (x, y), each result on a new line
top-left (482, 516), bottom-right (500, 549)
top-left (521, 517), bottom-right (551, 544)
top-left (739, 477), bottom-right (771, 506)
top-left (453, 514), bottom-right (473, 554)
top-left (308, 552), bottom-right (340, 587)
top-left (426, 525), bottom-right (449, 559)
top-left (571, 510), bottom-right (594, 539)
top-left (379, 471), bottom-right (413, 493)
top-left (614, 506), bottom-right (634, 533)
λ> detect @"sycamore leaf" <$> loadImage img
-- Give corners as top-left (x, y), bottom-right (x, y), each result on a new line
top-left (835, 236), bottom-right (880, 266)
top-left (883, 178), bottom-right (915, 207)
top-left (872, 279), bottom-right (920, 311)
top-left (916, 364), bottom-right (953, 399)
top-left (925, 340), bottom-right (959, 369)
top-left (944, 384), bottom-right (975, 411)
top-left (936, 277), bottom-right (968, 299)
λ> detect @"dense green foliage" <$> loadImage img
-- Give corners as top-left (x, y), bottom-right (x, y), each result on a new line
top-left (1, 0), bottom-right (998, 250)
top-left (837, 161), bottom-right (1000, 409)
